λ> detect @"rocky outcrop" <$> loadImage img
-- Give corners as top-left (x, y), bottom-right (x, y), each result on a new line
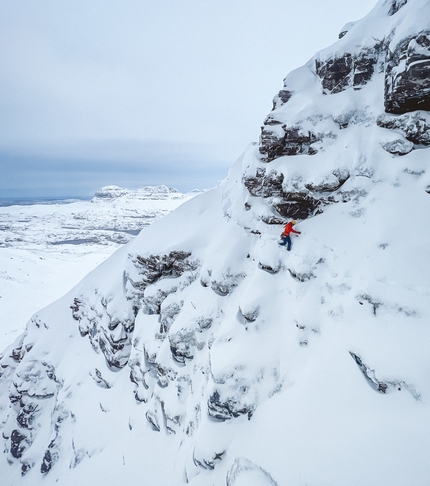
top-left (377, 111), bottom-right (430, 145)
top-left (259, 125), bottom-right (320, 161)
top-left (208, 390), bottom-right (254, 421)
top-left (384, 31), bottom-right (430, 114)
top-left (243, 168), bottom-right (350, 220)
top-left (243, 168), bottom-right (284, 198)
top-left (387, 0), bottom-right (408, 16)
top-left (71, 251), bottom-right (200, 369)
top-left (271, 89), bottom-right (292, 111)
top-left (315, 43), bottom-right (383, 95)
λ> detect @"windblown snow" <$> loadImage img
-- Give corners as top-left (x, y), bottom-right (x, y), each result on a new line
top-left (1, 1), bottom-right (430, 485)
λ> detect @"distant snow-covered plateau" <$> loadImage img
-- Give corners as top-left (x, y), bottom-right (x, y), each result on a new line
top-left (1, 0), bottom-right (430, 485)
top-left (0, 186), bottom-right (196, 349)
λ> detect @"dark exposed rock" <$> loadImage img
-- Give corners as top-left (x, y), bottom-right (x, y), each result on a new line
top-left (99, 331), bottom-right (130, 370)
top-left (315, 44), bottom-right (381, 95)
top-left (259, 125), bottom-right (320, 161)
top-left (385, 31), bottom-right (430, 114)
top-left (377, 112), bottom-right (430, 146)
top-left (272, 89), bottom-right (293, 110)
top-left (316, 54), bottom-right (353, 94)
top-left (260, 216), bottom-right (285, 225)
top-left (70, 298), bottom-right (82, 321)
top-left (243, 168), bottom-right (332, 220)
top-left (349, 352), bottom-right (388, 393)
top-left (10, 429), bottom-right (28, 459)
top-left (40, 448), bottom-right (58, 474)
top-left (273, 193), bottom-right (324, 220)
top-left (21, 461), bottom-right (33, 476)
top-left (9, 392), bottom-right (22, 404)
top-left (10, 347), bottom-right (23, 362)
top-left (17, 402), bottom-right (39, 429)
top-left (207, 390), bottom-right (254, 421)
top-left (258, 262), bottom-right (281, 274)
top-left (132, 251), bottom-right (199, 288)
top-left (353, 48), bottom-right (380, 87)
top-left (244, 169), bottom-right (284, 198)
top-left (287, 268), bottom-right (316, 282)
top-left (387, 0), bottom-right (408, 16)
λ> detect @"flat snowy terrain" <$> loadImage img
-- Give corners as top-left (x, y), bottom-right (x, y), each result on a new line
top-left (0, 186), bottom-right (196, 349)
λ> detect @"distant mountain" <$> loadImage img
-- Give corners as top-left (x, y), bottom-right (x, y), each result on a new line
top-left (0, 185), bottom-right (194, 249)
top-left (1, 1), bottom-right (430, 485)
top-left (91, 185), bottom-right (186, 202)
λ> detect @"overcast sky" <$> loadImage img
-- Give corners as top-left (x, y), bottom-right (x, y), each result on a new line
top-left (0, 0), bottom-right (377, 198)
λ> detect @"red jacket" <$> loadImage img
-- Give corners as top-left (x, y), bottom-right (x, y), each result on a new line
top-left (283, 222), bottom-right (299, 236)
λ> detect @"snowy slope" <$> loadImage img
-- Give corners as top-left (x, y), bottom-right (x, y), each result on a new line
top-left (0, 186), bottom-right (196, 349)
top-left (1, 1), bottom-right (430, 485)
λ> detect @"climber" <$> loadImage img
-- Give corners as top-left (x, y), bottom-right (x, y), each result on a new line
top-left (279, 220), bottom-right (301, 251)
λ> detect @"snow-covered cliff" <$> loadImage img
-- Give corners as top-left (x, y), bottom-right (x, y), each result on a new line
top-left (1, 1), bottom-right (430, 485)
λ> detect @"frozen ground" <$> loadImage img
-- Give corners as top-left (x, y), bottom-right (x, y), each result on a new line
top-left (0, 186), bottom-right (197, 349)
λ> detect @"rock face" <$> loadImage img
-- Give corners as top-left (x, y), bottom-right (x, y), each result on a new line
top-left (253, 1), bottom-right (430, 221)
top-left (384, 31), bottom-right (430, 114)
top-left (315, 43), bottom-right (382, 94)
top-left (259, 124), bottom-right (321, 161)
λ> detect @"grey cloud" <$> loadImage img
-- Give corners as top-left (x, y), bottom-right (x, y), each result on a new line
top-left (0, 141), bottom-right (230, 198)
